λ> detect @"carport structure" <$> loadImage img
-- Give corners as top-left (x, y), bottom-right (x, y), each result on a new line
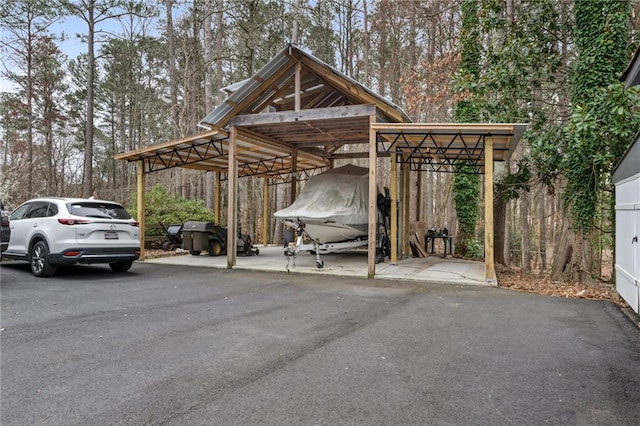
top-left (115, 45), bottom-right (526, 284)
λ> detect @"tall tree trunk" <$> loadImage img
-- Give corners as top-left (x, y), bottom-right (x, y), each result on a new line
top-left (520, 190), bottom-right (531, 271)
top-left (494, 188), bottom-right (508, 265)
top-left (215, 1), bottom-right (224, 106)
top-left (551, 214), bottom-right (594, 283)
top-left (83, 1), bottom-right (95, 198)
top-left (166, 0), bottom-right (177, 130)
top-left (538, 188), bottom-right (547, 272)
top-left (204, 5), bottom-right (215, 211)
top-left (165, 0), bottom-right (179, 196)
top-left (362, 0), bottom-right (370, 86)
top-left (27, 36), bottom-right (33, 198)
top-left (494, 162), bottom-right (510, 265)
top-left (510, 201), bottom-right (518, 264)
top-left (504, 198), bottom-right (511, 266)
top-left (291, 0), bottom-right (300, 45)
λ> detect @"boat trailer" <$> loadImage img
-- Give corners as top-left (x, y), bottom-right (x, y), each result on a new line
top-left (283, 222), bottom-right (368, 272)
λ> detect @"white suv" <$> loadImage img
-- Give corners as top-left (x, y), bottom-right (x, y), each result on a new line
top-left (3, 198), bottom-right (140, 277)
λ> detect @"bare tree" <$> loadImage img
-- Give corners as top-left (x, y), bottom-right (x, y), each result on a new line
top-left (60, 0), bottom-right (151, 198)
top-left (0, 0), bottom-right (60, 198)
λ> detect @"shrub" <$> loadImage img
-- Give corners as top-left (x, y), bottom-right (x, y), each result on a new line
top-left (128, 185), bottom-right (215, 236)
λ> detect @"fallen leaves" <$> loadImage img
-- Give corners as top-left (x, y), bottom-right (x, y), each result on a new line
top-left (496, 264), bottom-right (625, 306)
top-left (143, 249), bottom-right (189, 259)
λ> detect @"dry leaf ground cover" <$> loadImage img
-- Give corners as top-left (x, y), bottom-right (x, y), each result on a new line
top-left (496, 264), bottom-right (624, 305)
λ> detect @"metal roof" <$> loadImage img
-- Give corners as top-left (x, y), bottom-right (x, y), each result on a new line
top-left (115, 45), bottom-right (411, 177)
top-left (200, 45), bottom-right (410, 129)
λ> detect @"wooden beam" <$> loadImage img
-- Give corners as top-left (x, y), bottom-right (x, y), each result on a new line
top-left (214, 171), bottom-right (221, 225)
top-left (390, 151), bottom-right (398, 264)
top-left (210, 61), bottom-right (297, 129)
top-left (263, 177), bottom-right (269, 246)
top-left (402, 160), bottom-right (411, 256)
top-left (248, 74), bottom-right (308, 115)
top-left (230, 104), bottom-right (377, 127)
top-left (368, 116), bottom-right (377, 278)
top-left (298, 56), bottom-right (409, 124)
top-left (302, 86), bottom-right (333, 109)
top-left (291, 148), bottom-right (298, 202)
top-left (249, 71), bottom-right (321, 114)
top-left (227, 126), bottom-right (238, 269)
top-left (416, 170), bottom-right (422, 221)
top-left (370, 122), bottom-right (521, 132)
top-left (235, 127), bottom-right (326, 164)
top-left (484, 136), bottom-right (496, 283)
top-left (295, 61), bottom-right (301, 111)
top-left (114, 129), bottom-right (221, 161)
top-left (136, 160), bottom-right (146, 261)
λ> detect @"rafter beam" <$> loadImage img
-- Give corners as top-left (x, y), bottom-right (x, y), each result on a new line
top-left (230, 104), bottom-right (377, 127)
top-left (114, 129), bottom-right (222, 161)
top-left (236, 127), bottom-right (327, 166)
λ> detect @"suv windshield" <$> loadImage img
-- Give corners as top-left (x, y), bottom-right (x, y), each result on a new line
top-left (68, 202), bottom-right (132, 220)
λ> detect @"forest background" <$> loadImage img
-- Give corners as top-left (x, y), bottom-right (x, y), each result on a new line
top-left (2, 0), bottom-right (640, 285)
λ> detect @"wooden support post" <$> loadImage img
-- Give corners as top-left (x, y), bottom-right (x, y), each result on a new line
top-left (295, 62), bottom-right (301, 112)
top-left (484, 136), bottom-right (497, 283)
top-left (227, 126), bottom-right (238, 269)
top-left (398, 161), bottom-right (404, 257)
top-left (291, 148), bottom-right (298, 202)
top-left (214, 171), bottom-right (221, 224)
top-left (137, 160), bottom-right (146, 261)
top-left (402, 160), bottom-right (411, 256)
top-left (263, 177), bottom-right (269, 246)
top-left (390, 151), bottom-right (398, 264)
top-left (367, 116), bottom-right (377, 278)
top-left (416, 170), bottom-right (422, 222)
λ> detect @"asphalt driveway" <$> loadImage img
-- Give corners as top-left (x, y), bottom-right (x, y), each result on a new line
top-left (1, 261), bottom-right (639, 425)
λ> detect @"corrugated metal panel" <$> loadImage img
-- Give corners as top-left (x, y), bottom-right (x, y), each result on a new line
top-left (200, 103), bottom-right (236, 128)
top-left (201, 50), bottom-right (293, 126)
top-left (221, 78), bottom-right (251, 94)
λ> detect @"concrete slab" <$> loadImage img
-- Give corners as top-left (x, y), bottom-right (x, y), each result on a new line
top-left (144, 245), bottom-right (489, 286)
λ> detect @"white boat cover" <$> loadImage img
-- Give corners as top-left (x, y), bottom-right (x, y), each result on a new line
top-left (274, 164), bottom-right (370, 242)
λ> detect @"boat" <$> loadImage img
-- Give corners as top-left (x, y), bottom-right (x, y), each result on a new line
top-left (274, 164), bottom-right (371, 245)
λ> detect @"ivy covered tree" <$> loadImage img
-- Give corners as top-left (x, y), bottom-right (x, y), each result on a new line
top-left (452, 0), bottom-right (482, 258)
top-left (477, 0), bottom-right (566, 268)
top-left (552, 0), bottom-right (634, 282)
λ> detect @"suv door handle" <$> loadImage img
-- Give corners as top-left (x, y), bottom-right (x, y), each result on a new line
top-left (633, 236), bottom-right (638, 243)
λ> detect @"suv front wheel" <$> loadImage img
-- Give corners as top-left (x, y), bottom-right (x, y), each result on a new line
top-left (31, 240), bottom-right (58, 277)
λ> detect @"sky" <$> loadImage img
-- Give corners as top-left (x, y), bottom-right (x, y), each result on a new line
top-left (1, 16), bottom-right (89, 93)
top-left (1, 7), bottom-right (167, 94)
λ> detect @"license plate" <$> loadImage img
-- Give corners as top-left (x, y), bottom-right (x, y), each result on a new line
top-left (105, 231), bottom-right (119, 240)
